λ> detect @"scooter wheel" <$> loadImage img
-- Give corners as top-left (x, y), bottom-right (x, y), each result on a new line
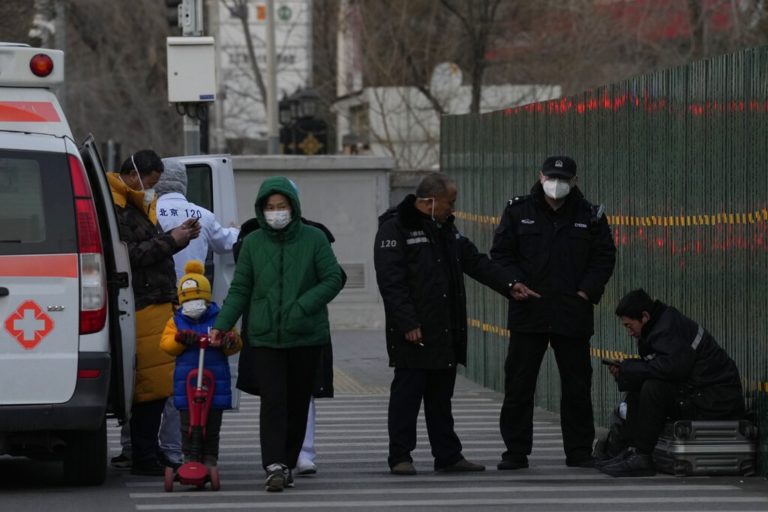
top-left (209, 466), bottom-right (220, 491)
top-left (164, 466), bottom-right (175, 492)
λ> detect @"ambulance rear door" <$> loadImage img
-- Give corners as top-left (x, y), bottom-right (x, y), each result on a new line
top-left (79, 136), bottom-right (135, 420)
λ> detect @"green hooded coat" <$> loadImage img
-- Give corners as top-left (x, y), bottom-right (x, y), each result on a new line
top-left (214, 177), bottom-right (343, 347)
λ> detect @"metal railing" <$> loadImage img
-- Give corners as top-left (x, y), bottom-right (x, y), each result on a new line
top-left (441, 45), bottom-right (768, 475)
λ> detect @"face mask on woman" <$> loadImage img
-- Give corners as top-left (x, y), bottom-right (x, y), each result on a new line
top-left (542, 178), bottom-right (571, 200)
top-left (264, 210), bottom-right (292, 230)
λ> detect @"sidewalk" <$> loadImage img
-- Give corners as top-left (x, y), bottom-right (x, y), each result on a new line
top-left (124, 329), bottom-right (768, 512)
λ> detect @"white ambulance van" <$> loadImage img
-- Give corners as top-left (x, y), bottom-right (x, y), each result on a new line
top-left (0, 43), bottom-right (136, 485)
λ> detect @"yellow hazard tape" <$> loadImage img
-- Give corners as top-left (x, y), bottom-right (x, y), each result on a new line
top-left (467, 317), bottom-right (767, 392)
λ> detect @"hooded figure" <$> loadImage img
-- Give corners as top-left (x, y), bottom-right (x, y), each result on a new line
top-left (211, 176), bottom-right (343, 492)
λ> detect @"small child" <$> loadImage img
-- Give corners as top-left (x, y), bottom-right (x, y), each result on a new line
top-left (160, 259), bottom-right (242, 467)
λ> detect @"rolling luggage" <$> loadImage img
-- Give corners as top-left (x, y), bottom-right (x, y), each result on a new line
top-left (653, 420), bottom-right (757, 476)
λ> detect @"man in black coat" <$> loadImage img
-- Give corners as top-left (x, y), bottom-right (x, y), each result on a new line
top-left (491, 156), bottom-right (616, 470)
top-left (598, 289), bottom-right (745, 477)
top-left (374, 172), bottom-right (515, 475)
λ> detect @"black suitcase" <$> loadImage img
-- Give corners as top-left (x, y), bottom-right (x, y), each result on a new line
top-left (653, 420), bottom-right (757, 476)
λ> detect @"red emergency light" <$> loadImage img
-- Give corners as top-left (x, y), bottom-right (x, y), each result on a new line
top-left (29, 53), bottom-right (54, 77)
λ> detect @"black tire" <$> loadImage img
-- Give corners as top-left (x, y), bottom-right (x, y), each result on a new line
top-left (63, 420), bottom-right (107, 486)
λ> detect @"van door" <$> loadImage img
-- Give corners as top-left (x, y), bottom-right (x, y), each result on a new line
top-left (79, 137), bottom-right (135, 420)
top-left (0, 142), bottom-right (80, 404)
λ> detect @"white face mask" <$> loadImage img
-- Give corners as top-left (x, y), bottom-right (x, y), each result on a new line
top-left (143, 188), bottom-right (156, 207)
top-left (181, 299), bottom-right (208, 319)
top-left (543, 179), bottom-right (571, 200)
top-left (264, 209), bottom-right (292, 230)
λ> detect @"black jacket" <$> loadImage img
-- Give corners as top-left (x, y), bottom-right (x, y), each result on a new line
top-left (115, 203), bottom-right (180, 310)
top-left (374, 194), bottom-right (515, 369)
top-left (618, 302), bottom-right (745, 418)
top-left (490, 183), bottom-right (616, 337)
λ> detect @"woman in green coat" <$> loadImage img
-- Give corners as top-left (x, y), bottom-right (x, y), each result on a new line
top-left (211, 176), bottom-right (343, 492)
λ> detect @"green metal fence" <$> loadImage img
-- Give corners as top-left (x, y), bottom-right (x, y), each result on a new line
top-left (441, 46), bottom-right (768, 475)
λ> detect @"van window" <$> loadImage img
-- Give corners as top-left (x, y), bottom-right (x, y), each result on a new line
top-left (186, 164), bottom-right (213, 212)
top-left (0, 150), bottom-right (76, 255)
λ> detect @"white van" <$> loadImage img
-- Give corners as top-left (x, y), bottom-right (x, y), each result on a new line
top-left (0, 43), bottom-right (240, 485)
top-left (0, 42), bottom-right (137, 485)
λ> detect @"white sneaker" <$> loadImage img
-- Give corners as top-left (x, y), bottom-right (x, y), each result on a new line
top-left (296, 459), bottom-right (317, 475)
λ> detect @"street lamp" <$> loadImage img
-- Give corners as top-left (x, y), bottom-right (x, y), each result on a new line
top-left (278, 87), bottom-right (327, 155)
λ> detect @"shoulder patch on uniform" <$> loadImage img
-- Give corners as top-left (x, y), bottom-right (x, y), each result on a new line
top-left (507, 195), bottom-right (530, 206)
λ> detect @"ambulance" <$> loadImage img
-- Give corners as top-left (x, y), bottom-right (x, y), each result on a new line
top-left (0, 43), bottom-right (239, 486)
top-left (0, 43), bottom-right (137, 485)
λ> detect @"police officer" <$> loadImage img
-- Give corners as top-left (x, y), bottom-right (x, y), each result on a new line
top-left (491, 156), bottom-right (616, 470)
top-left (374, 172), bottom-right (516, 475)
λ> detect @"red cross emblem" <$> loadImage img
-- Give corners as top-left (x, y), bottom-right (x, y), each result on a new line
top-left (4, 300), bottom-right (54, 350)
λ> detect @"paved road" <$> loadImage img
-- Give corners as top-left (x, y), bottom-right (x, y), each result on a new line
top-left (2, 330), bottom-right (767, 511)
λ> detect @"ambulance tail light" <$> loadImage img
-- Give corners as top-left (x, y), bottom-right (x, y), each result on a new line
top-left (68, 154), bottom-right (107, 334)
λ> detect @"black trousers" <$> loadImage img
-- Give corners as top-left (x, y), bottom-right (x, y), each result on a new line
top-left (388, 367), bottom-right (463, 470)
top-left (251, 346), bottom-right (321, 470)
top-left (130, 398), bottom-right (166, 464)
top-left (499, 332), bottom-right (595, 460)
top-left (180, 408), bottom-right (224, 464)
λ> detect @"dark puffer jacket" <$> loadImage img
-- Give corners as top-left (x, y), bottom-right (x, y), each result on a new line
top-left (108, 173), bottom-right (180, 309)
top-left (374, 194), bottom-right (515, 369)
top-left (490, 182), bottom-right (616, 338)
top-left (618, 301), bottom-right (745, 418)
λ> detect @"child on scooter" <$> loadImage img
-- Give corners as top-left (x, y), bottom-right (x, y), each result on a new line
top-left (161, 260), bottom-right (241, 468)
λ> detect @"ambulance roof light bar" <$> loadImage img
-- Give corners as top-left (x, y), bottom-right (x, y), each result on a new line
top-left (0, 43), bottom-right (64, 87)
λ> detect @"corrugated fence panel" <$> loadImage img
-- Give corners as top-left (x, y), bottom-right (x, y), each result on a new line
top-left (441, 46), bottom-right (768, 475)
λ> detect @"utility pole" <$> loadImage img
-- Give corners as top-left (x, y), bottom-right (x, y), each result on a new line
top-left (266, 0), bottom-right (279, 154)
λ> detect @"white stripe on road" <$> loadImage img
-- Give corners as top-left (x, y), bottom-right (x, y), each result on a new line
top-left (134, 497), bottom-right (768, 511)
top-left (130, 484), bottom-right (739, 499)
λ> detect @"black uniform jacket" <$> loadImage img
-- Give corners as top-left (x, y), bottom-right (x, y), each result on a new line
top-left (374, 194), bottom-right (515, 369)
top-left (490, 183), bottom-right (616, 338)
top-left (618, 302), bottom-right (745, 418)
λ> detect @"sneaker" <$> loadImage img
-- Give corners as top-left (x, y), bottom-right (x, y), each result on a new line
top-left (130, 458), bottom-right (166, 476)
top-left (265, 463), bottom-right (287, 492)
top-left (497, 454), bottom-right (529, 470)
top-left (436, 458), bottom-right (485, 472)
top-left (599, 451), bottom-right (656, 477)
top-left (565, 455), bottom-right (596, 468)
top-left (390, 461), bottom-right (417, 475)
top-left (296, 458), bottom-right (317, 476)
top-left (110, 452), bottom-right (132, 470)
top-left (157, 451), bottom-right (182, 470)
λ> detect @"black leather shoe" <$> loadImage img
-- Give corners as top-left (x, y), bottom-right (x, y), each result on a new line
top-left (599, 451), bottom-right (656, 477)
top-left (130, 458), bottom-right (166, 476)
top-left (497, 454), bottom-right (529, 470)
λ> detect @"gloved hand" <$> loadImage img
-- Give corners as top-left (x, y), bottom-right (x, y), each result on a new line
top-left (222, 331), bottom-right (238, 349)
top-left (174, 329), bottom-right (199, 347)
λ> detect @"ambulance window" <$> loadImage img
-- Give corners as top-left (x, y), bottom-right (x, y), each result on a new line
top-left (0, 150), bottom-right (76, 255)
top-left (185, 164), bottom-right (213, 212)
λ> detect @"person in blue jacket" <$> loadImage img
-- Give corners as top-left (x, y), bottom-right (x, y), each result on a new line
top-left (160, 259), bottom-right (242, 467)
